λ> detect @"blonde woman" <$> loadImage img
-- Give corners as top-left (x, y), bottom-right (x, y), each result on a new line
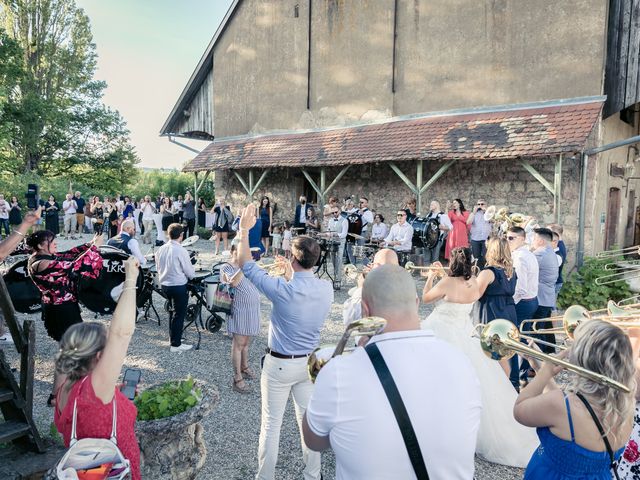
top-left (54, 257), bottom-right (141, 479)
top-left (515, 320), bottom-right (635, 479)
top-left (477, 237), bottom-right (517, 325)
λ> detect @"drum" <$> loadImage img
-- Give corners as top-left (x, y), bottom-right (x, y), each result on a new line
top-left (409, 217), bottom-right (440, 249)
top-left (352, 245), bottom-right (365, 258)
top-left (77, 246), bottom-right (143, 314)
top-left (137, 267), bottom-right (154, 308)
top-left (149, 265), bottom-right (161, 290)
top-left (203, 275), bottom-right (218, 310)
top-left (326, 241), bottom-right (340, 253)
top-left (3, 259), bottom-right (41, 314)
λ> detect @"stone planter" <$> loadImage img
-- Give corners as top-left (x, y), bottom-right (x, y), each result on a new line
top-left (135, 381), bottom-right (218, 480)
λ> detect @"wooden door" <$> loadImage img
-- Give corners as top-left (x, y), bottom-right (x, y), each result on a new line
top-left (605, 187), bottom-right (621, 251)
top-left (626, 190), bottom-right (636, 247)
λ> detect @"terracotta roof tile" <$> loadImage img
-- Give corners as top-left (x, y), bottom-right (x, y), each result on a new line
top-left (183, 98), bottom-right (603, 172)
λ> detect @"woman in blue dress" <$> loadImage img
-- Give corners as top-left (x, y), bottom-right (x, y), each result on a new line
top-left (514, 319), bottom-right (635, 479)
top-left (259, 196), bottom-right (272, 255)
top-left (221, 244), bottom-right (261, 394)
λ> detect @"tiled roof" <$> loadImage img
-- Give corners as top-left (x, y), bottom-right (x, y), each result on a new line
top-left (183, 97), bottom-right (603, 172)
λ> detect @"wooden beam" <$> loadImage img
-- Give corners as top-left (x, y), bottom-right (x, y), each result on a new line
top-left (554, 154), bottom-right (563, 223)
top-left (520, 160), bottom-right (554, 194)
top-left (248, 169), bottom-right (255, 197)
top-left (233, 171), bottom-right (251, 195)
top-left (302, 169), bottom-right (323, 198)
top-left (389, 163), bottom-right (418, 193)
top-left (319, 169), bottom-right (327, 206)
top-left (195, 170), bottom-right (210, 193)
top-left (20, 320), bottom-right (35, 417)
top-left (250, 169), bottom-right (269, 196)
top-left (420, 160), bottom-right (456, 194)
top-left (416, 160), bottom-right (423, 215)
top-left (0, 276), bottom-right (23, 353)
top-left (324, 166), bottom-right (350, 194)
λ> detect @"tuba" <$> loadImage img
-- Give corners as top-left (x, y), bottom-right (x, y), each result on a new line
top-left (483, 205), bottom-right (497, 222)
top-left (307, 317), bottom-right (387, 382)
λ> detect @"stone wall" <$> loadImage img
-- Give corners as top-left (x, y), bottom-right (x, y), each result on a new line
top-left (214, 156), bottom-right (582, 264)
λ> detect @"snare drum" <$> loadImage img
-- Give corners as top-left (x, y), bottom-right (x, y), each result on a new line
top-left (77, 246), bottom-right (143, 314)
top-left (149, 265), bottom-right (161, 290)
top-left (352, 245), bottom-right (365, 258)
top-left (3, 259), bottom-right (41, 313)
top-left (203, 275), bottom-right (218, 310)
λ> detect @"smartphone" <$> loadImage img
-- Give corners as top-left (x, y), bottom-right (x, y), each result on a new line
top-left (120, 368), bottom-right (142, 400)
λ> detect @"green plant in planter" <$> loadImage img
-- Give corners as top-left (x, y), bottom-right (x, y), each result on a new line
top-left (135, 376), bottom-right (202, 421)
top-left (197, 226), bottom-right (212, 240)
top-left (558, 256), bottom-right (632, 311)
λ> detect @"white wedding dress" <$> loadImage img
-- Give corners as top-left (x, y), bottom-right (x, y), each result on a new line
top-left (421, 300), bottom-right (539, 468)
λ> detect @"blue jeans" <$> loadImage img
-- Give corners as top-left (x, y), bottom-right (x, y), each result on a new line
top-left (470, 239), bottom-right (487, 268)
top-left (162, 284), bottom-right (188, 347)
top-left (511, 298), bottom-right (538, 388)
top-left (0, 219), bottom-right (10, 237)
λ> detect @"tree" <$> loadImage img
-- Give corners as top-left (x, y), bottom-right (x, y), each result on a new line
top-left (0, 27), bottom-right (23, 172)
top-left (0, 0), bottom-right (139, 181)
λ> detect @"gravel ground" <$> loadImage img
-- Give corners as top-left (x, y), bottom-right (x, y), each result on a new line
top-left (2, 234), bottom-right (524, 479)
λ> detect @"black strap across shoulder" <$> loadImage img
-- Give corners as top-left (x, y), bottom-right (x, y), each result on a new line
top-left (575, 392), bottom-right (620, 480)
top-left (365, 342), bottom-right (429, 480)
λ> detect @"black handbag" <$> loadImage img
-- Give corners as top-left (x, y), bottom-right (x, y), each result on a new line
top-left (365, 343), bottom-right (429, 479)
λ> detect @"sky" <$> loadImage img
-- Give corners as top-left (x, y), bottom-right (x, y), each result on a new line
top-left (75, 0), bottom-right (235, 169)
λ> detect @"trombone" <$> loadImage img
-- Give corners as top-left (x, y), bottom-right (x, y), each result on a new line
top-left (308, 317), bottom-right (387, 382)
top-left (595, 264), bottom-right (640, 286)
top-left (256, 260), bottom-right (288, 276)
top-left (404, 262), bottom-right (449, 276)
top-left (475, 319), bottom-right (630, 392)
top-left (343, 264), bottom-right (365, 281)
top-left (596, 245), bottom-right (640, 259)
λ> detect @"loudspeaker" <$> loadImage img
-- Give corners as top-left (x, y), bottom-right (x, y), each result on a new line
top-left (26, 183), bottom-right (39, 209)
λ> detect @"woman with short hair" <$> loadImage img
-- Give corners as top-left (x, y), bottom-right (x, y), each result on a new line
top-left (54, 257), bottom-right (141, 480)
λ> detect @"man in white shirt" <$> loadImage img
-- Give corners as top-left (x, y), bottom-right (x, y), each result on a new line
top-left (62, 193), bottom-right (78, 240)
top-left (303, 265), bottom-right (481, 479)
top-left (507, 226), bottom-right (539, 390)
top-left (327, 207), bottom-right (348, 290)
top-left (383, 210), bottom-right (414, 253)
top-left (358, 197), bottom-right (374, 241)
top-left (155, 223), bottom-right (195, 352)
top-left (107, 219), bottom-right (146, 267)
top-left (140, 195), bottom-right (156, 245)
top-left (0, 194), bottom-right (10, 239)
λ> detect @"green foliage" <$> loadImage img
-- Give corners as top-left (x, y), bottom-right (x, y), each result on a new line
top-left (197, 226), bottom-right (212, 240)
top-left (49, 422), bottom-right (63, 445)
top-left (135, 376), bottom-right (202, 422)
top-left (127, 169), bottom-right (215, 205)
top-left (557, 256), bottom-right (632, 311)
top-left (0, 1), bottom-right (139, 181)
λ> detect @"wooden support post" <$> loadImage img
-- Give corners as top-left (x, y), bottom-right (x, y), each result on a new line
top-left (234, 171), bottom-right (251, 195)
top-left (302, 170), bottom-right (323, 200)
top-left (419, 160), bottom-right (456, 194)
top-left (193, 171), bottom-right (211, 229)
top-left (416, 160), bottom-right (423, 215)
top-left (233, 170), bottom-right (269, 199)
top-left (554, 154), bottom-right (563, 223)
top-left (319, 169), bottom-right (327, 206)
top-left (520, 160), bottom-right (554, 194)
top-left (0, 276), bottom-right (23, 353)
top-left (389, 163), bottom-right (418, 193)
top-left (19, 320), bottom-right (35, 418)
top-left (301, 166), bottom-right (350, 205)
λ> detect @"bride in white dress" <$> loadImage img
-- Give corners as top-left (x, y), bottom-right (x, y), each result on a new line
top-left (420, 248), bottom-right (538, 468)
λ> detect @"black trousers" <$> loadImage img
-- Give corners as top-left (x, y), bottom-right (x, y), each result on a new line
top-left (185, 218), bottom-right (195, 237)
top-left (520, 305), bottom-right (556, 379)
top-left (162, 284), bottom-right (188, 347)
top-left (470, 239), bottom-right (487, 269)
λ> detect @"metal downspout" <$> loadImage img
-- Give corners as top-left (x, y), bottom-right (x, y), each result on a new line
top-left (577, 152), bottom-right (588, 268)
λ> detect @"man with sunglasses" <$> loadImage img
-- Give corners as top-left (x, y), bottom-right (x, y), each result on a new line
top-left (466, 198), bottom-right (492, 268)
top-left (506, 226), bottom-right (539, 390)
top-left (383, 211), bottom-right (414, 259)
top-left (327, 207), bottom-right (348, 289)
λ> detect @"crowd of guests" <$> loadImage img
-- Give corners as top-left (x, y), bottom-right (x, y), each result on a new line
top-left (3, 194), bottom-right (640, 480)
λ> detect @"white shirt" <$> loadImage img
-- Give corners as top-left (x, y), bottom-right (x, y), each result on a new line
top-left (156, 240), bottom-right (195, 286)
top-left (328, 216), bottom-right (348, 240)
top-left (299, 204), bottom-right (307, 224)
top-left (62, 199), bottom-right (77, 215)
top-left (359, 208), bottom-right (374, 231)
top-left (384, 222), bottom-right (414, 252)
top-left (115, 199), bottom-right (124, 213)
top-left (371, 222), bottom-right (388, 241)
top-left (0, 200), bottom-right (9, 219)
top-left (127, 237), bottom-right (147, 268)
top-left (306, 330), bottom-right (481, 480)
top-left (342, 286), bottom-right (362, 326)
top-left (141, 201), bottom-right (155, 220)
top-left (512, 245), bottom-right (539, 304)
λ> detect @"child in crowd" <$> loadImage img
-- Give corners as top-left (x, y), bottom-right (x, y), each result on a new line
top-left (282, 221), bottom-right (292, 259)
top-left (270, 225), bottom-right (282, 256)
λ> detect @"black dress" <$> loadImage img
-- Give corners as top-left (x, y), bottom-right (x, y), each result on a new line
top-left (198, 206), bottom-right (206, 228)
top-left (45, 202), bottom-right (60, 234)
top-left (213, 206), bottom-right (232, 233)
top-left (9, 204), bottom-right (21, 225)
top-left (478, 266), bottom-right (518, 324)
top-left (108, 208), bottom-right (118, 238)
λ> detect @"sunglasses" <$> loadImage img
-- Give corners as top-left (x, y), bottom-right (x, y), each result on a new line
top-left (397, 213), bottom-right (406, 217)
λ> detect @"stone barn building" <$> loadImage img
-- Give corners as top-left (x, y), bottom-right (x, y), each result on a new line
top-left (162, 0), bottom-right (640, 269)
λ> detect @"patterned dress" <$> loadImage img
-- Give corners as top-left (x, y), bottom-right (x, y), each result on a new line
top-left (619, 403), bottom-right (640, 479)
top-left (221, 263), bottom-right (260, 336)
top-left (28, 244), bottom-right (102, 341)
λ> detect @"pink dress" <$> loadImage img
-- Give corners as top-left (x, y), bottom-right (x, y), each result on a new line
top-left (55, 375), bottom-right (141, 480)
top-left (445, 210), bottom-right (470, 259)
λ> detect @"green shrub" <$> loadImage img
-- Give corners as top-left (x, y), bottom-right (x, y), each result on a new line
top-left (197, 226), bottom-right (212, 240)
top-left (135, 376), bottom-right (202, 421)
top-left (557, 256), bottom-right (632, 311)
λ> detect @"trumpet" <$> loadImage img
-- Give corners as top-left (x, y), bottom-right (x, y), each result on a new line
top-left (404, 261), bottom-right (449, 276)
top-left (308, 317), bottom-right (387, 382)
top-left (343, 264), bottom-right (365, 281)
top-left (475, 319), bottom-right (630, 392)
top-left (256, 260), bottom-right (288, 276)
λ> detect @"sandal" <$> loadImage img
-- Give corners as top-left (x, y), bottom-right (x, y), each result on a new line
top-left (241, 367), bottom-right (255, 380)
top-left (232, 377), bottom-right (251, 394)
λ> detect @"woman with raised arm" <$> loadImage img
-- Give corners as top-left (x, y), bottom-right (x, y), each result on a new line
top-left (54, 257), bottom-right (141, 480)
top-left (421, 247), bottom-right (538, 467)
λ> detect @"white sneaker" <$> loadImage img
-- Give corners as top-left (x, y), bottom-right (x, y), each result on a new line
top-left (0, 332), bottom-right (14, 345)
top-left (170, 343), bottom-right (193, 353)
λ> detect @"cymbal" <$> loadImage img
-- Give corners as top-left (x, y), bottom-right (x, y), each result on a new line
top-left (181, 235), bottom-right (200, 247)
top-left (348, 233), bottom-right (365, 240)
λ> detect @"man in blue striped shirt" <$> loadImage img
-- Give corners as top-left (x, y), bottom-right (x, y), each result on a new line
top-left (237, 203), bottom-right (333, 480)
